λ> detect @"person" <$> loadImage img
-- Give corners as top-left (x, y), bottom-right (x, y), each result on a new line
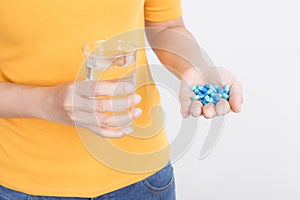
top-left (0, 0), bottom-right (243, 199)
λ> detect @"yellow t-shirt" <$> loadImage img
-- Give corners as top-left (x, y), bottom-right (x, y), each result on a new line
top-left (0, 0), bottom-right (182, 198)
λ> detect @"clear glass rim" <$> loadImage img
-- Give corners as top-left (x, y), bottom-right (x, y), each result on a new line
top-left (82, 40), bottom-right (137, 59)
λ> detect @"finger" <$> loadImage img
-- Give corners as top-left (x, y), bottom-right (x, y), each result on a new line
top-left (102, 126), bottom-right (133, 138)
top-left (87, 126), bottom-right (133, 138)
top-left (180, 99), bottom-right (192, 118)
top-left (74, 94), bottom-right (142, 113)
top-left (179, 88), bottom-right (194, 118)
top-left (215, 98), bottom-right (231, 116)
top-left (202, 103), bottom-right (216, 119)
top-left (74, 107), bottom-right (142, 128)
top-left (75, 80), bottom-right (134, 97)
top-left (190, 100), bottom-right (203, 118)
top-left (229, 82), bottom-right (243, 113)
top-left (100, 108), bottom-right (142, 127)
top-left (106, 94), bottom-right (141, 113)
top-left (72, 109), bottom-right (99, 127)
top-left (73, 110), bottom-right (134, 138)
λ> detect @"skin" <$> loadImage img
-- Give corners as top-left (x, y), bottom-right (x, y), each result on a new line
top-left (179, 66), bottom-right (243, 118)
top-left (0, 17), bottom-right (243, 138)
top-left (145, 17), bottom-right (243, 119)
top-left (0, 81), bottom-right (142, 138)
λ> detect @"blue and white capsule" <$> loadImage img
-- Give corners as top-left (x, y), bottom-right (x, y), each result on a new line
top-left (191, 83), bottom-right (231, 104)
top-left (224, 84), bottom-right (230, 95)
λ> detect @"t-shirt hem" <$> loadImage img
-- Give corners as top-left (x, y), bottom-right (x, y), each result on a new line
top-left (144, 10), bottom-right (182, 22)
top-left (0, 172), bottom-right (156, 198)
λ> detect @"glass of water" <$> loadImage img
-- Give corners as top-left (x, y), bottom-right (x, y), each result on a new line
top-left (82, 40), bottom-right (137, 127)
top-left (82, 40), bottom-right (136, 86)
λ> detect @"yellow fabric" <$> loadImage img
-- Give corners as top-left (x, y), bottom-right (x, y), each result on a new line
top-left (0, 0), bottom-right (182, 198)
top-left (144, 0), bottom-right (182, 22)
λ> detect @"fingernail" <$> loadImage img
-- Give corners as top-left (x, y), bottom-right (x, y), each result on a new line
top-left (180, 109), bottom-right (189, 118)
top-left (124, 84), bottom-right (134, 93)
top-left (207, 108), bottom-right (215, 117)
top-left (183, 114), bottom-right (189, 118)
top-left (182, 112), bottom-right (189, 118)
top-left (133, 95), bottom-right (142, 105)
top-left (236, 104), bottom-right (242, 112)
top-left (122, 127), bottom-right (133, 134)
top-left (134, 108), bottom-right (142, 118)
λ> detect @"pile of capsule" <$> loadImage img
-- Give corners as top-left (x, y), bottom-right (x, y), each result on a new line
top-left (191, 84), bottom-right (230, 105)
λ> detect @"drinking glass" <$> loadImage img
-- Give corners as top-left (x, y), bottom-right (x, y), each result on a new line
top-left (82, 40), bottom-right (137, 127)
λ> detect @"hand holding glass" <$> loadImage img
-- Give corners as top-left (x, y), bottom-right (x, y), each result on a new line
top-left (82, 40), bottom-right (141, 137)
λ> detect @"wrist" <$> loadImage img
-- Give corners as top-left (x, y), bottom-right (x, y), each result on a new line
top-left (0, 82), bottom-right (56, 119)
top-left (19, 86), bottom-right (49, 119)
top-left (21, 85), bottom-right (60, 121)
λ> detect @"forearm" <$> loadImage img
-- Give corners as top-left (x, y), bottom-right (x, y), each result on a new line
top-left (145, 19), bottom-right (208, 79)
top-left (0, 82), bottom-right (46, 119)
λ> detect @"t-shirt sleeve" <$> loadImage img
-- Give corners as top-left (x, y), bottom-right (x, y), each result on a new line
top-left (144, 0), bottom-right (182, 22)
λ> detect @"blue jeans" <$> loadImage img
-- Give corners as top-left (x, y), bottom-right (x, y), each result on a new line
top-left (0, 162), bottom-right (175, 200)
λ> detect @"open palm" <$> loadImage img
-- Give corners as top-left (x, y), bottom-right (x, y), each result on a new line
top-left (179, 67), bottom-right (243, 118)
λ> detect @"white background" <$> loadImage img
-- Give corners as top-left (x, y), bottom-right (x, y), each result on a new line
top-left (148, 0), bottom-right (300, 199)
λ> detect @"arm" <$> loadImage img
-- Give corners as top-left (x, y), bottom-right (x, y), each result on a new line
top-left (145, 17), bottom-right (243, 118)
top-left (0, 82), bottom-right (46, 118)
top-left (0, 80), bottom-right (141, 137)
top-left (145, 17), bottom-right (207, 78)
